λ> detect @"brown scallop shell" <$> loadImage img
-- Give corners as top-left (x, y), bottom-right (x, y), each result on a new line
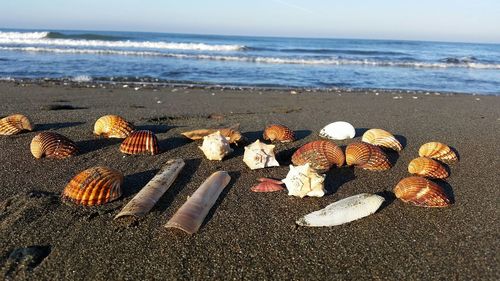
top-left (291, 140), bottom-right (344, 173)
top-left (361, 128), bottom-right (402, 151)
top-left (62, 166), bottom-right (123, 206)
top-left (120, 130), bottom-right (159, 155)
top-left (394, 176), bottom-right (450, 207)
top-left (30, 132), bottom-right (78, 159)
top-left (263, 124), bottom-right (295, 143)
top-left (345, 142), bottom-right (391, 171)
top-left (93, 115), bottom-right (134, 138)
top-left (418, 142), bottom-right (458, 163)
top-left (0, 114), bottom-right (33, 135)
top-left (408, 157), bottom-right (448, 179)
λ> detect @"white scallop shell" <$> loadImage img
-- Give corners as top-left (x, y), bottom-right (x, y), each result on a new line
top-left (243, 140), bottom-right (279, 170)
top-left (319, 121), bottom-right (355, 140)
top-left (198, 131), bottom-right (233, 161)
top-left (282, 163), bottom-right (326, 198)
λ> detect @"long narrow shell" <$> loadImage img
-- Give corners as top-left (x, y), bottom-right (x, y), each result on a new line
top-left (361, 128), bottom-right (403, 151)
top-left (291, 140), bottom-right (345, 173)
top-left (408, 157), bottom-right (449, 179)
top-left (263, 124), bottom-right (295, 143)
top-left (62, 166), bottom-right (123, 206)
top-left (0, 114), bottom-right (33, 135)
top-left (30, 132), bottom-right (78, 159)
top-left (418, 142), bottom-right (458, 163)
top-left (93, 115), bottom-right (134, 138)
top-left (394, 176), bottom-right (450, 207)
top-left (120, 130), bottom-right (159, 155)
top-left (345, 142), bottom-right (391, 171)
top-left (165, 171), bottom-right (231, 234)
top-left (181, 124), bottom-right (245, 144)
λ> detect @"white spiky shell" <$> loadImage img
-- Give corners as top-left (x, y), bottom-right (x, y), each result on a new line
top-left (319, 121), bottom-right (355, 140)
top-left (243, 140), bottom-right (279, 170)
top-left (282, 163), bottom-right (326, 198)
top-left (198, 131), bottom-right (233, 161)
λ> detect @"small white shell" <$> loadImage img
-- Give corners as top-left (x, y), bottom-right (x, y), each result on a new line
top-left (243, 140), bottom-right (279, 170)
top-left (198, 131), bottom-right (233, 161)
top-left (319, 121), bottom-right (355, 140)
top-left (282, 163), bottom-right (326, 198)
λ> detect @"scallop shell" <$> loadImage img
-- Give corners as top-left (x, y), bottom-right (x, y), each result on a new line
top-left (394, 176), bottom-right (450, 207)
top-left (418, 142), bottom-right (458, 163)
top-left (30, 132), bottom-right (78, 159)
top-left (263, 124), bottom-right (295, 143)
top-left (243, 140), bottom-right (279, 170)
top-left (291, 140), bottom-right (344, 173)
top-left (408, 157), bottom-right (449, 179)
top-left (62, 166), bottom-right (123, 206)
top-left (0, 114), bottom-right (33, 135)
top-left (319, 121), bottom-right (355, 140)
top-left (93, 115), bottom-right (134, 138)
top-left (283, 163), bottom-right (326, 198)
top-left (198, 131), bottom-right (233, 161)
top-left (361, 128), bottom-right (403, 151)
top-left (251, 181), bottom-right (285, 192)
top-left (120, 130), bottom-right (159, 155)
top-left (345, 142), bottom-right (391, 171)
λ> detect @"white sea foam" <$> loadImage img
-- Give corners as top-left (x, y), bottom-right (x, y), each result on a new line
top-left (71, 75), bottom-right (92, 82)
top-left (0, 31), bottom-right (49, 40)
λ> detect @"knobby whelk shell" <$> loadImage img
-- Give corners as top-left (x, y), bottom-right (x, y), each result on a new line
top-left (243, 140), bottom-right (279, 170)
top-left (263, 124), bottom-right (295, 143)
top-left (120, 130), bottom-right (160, 155)
top-left (408, 157), bottom-right (449, 179)
top-left (291, 140), bottom-right (344, 173)
top-left (345, 142), bottom-right (391, 171)
top-left (361, 128), bottom-right (403, 151)
top-left (30, 132), bottom-right (78, 159)
top-left (0, 114), bottom-right (33, 135)
top-left (282, 163), bottom-right (326, 198)
top-left (319, 121), bottom-right (355, 140)
top-left (394, 176), bottom-right (451, 207)
top-left (418, 142), bottom-right (458, 163)
top-left (181, 124), bottom-right (245, 145)
top-left (198, 131), bottom-right (233, 161)
top-left (93, 115), bottom-right (134, 138)
top-left (62, 166), bottom-right (123, 206)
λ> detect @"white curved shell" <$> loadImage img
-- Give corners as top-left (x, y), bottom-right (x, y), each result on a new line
top-left (282, 164), bottom-right (325, 198)
top-left (319, 121), bottom-right (355, 140)
top-left (243, 140), bottom-right (279, 170)
top-left (198, 131), bottom-right (233, 161)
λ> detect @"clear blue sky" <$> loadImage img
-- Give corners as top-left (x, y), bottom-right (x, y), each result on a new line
top-left (1, 0), bottom-right (499, 43)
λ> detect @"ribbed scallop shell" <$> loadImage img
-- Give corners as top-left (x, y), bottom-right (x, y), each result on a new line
top-left (120, 130), bottom-right (159, 155)
top-left (345, 142), bottom-right (391, 171)
top-left (361, 128), bottom-right (402, 151)
top-left (418, 142), bottom-right (458, 163)
top-left (291, 140), bottom-right (345, 173)
top-left (0, 114), bottom-right (33, 135)
top-left (30, 132), bottom-right (78, 159)
top-left (62, 166), bottom-right (123, 206)
top-left (93, 115), bottom-right (134, 138)
top-left (408, 157), bottom-right (448, 179)
top-left (263, 124), bottom-right (295, 143)
top-left (394, 176), bottom-right (450, 207)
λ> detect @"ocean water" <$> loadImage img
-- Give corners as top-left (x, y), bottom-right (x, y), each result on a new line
top-left (0, 29), bottom-right (499, 95)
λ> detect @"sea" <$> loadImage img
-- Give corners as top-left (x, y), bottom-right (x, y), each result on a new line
top-left (1, 29), bottom-right (499, 95)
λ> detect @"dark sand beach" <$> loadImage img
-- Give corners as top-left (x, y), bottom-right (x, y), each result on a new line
top-left (0, 82), bottom-right (498, 280)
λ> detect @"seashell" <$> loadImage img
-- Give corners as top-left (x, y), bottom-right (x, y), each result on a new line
top-left (30, 132), bottom-right (78, 159)
top-left (418, 142), bottom-right (458, 163)
top-left (263, 124), bottom-right (295, 143)
top-left (120, 130), bottom-right (159, 155)
top-left (93, 115), bottom-right (134, 138)
top-left (61, 166), bottom-right (123, 206)
top-left (408, 157), bottom-right (449, 179)
top-left (258, 177), bottom-right (284, 185)
top-left (319, 121), bottom-right (355, 140)
top-left (291, 140), bottom-right (344, 173)
top-left (361, 128), bottom-right (402, 151)
top-left (181, 124), bottom-right (245, 145)
top-left (0, 114), bottom-right (33, 135)
top-left (243, 140), bottom-right (279, 170)
top-left (282, 163), bottom-right (326, 198)
top-left (251, 181), bottom-right (285, 192)
top-left (198, 131), bottom-right (233, 161)
top-left (394, 176), bottom-right (450, 207)
top-left (296, 193), bottom-right (385, 227)
top-left (345, 142), bottom-right (391, 171)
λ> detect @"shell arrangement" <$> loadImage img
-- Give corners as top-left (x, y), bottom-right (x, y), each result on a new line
top-left (291, 140), bottom-right (344, 173)
top-left (120, 130), bottom-right (160, 155)
top-left (30, 132), bottom-right (78, 159)
top-left (94, 115), bottom-right (134, 138)
top-left (0, 114), bottom-right (33, 135)
top-left (263, 124), bottom-right (295, 143)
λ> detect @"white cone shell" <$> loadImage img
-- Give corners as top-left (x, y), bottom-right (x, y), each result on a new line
top-left (243, 140), bottom-right (279, 170)
top-left (283, 164), bottom-right (326, 198)
top-left (198, 131), bottom-right (233, 161)
top-left (319, 121), bottom-right (355, 140)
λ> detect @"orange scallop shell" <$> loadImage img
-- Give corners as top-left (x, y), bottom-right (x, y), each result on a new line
top-left (62, 166), bottom-right (123, 206)
top-left (361, 128), bottom-right (402, 151)
top-left (418, 142), bottom-right (458, 163)
top-left (30, 132), bottom-right (78, 159)
top-left (120, 130), bottom-right (159, 155)
top-left (345, 142), bottom-right (391, 171)
top-left (93, 115), bottom-right (134, 138)
top-left (408, 157), bottom-right (448, 179)
top-left (0, 114), bottom-right (33, 135)
top-left (291, 140), bottom-right (344, 173)
top-left (263, 124), bottom-right (295, 143)
top-left (394, 176), bottom-right (450, 207)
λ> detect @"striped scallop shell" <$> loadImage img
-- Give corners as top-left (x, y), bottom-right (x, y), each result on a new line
top-left (263, 124), bottom-right (295, 143)
top-left (394, 176), bottom-right (450, 207)
top-left (120, 130), bottom-right (159, 155)
top-left (408, 157), bottom-right (448, 179)
top-left (93, 115), bottom-right (134, 138)
top-left (345, 142), bottom-right (391, 171)
top-left (291, 140), bottom-right (344, 173)
top-left (30, 132), bottom-right (78, 159)
top-left (62, 166), bottom-right (123, 206)
top-left (418, 142), bottom-right (458, 163)
top-left (0, 114), bottom-right (33, 135)
top-left (361, 128), bottom-right (402, 151)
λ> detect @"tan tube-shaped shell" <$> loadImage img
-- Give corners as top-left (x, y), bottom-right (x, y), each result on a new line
top-left (394, 176), bottom-right (450, 207)
top-left (30, 132), bottom-right (78, 159)
top-left (181, 124), bottom-right (245, 145)
top-left (263, 124), bottom-right (295, 143)
top-left (120, 130), bottom-right (160, 155)
top-left (0, 114), bottom-right (33, 135)
top-left (408, 157), bottom-right (449, 179)
top-left (361, 128), bottom-right (403, 151)
top-left (345, 142), bottom-right (391, 171)
top-left (418, 142), bottom-right (458, 163)
top-left (93, 115), bottom-right (134, 138)
top-left (291, 140), bottom-right (344, 173)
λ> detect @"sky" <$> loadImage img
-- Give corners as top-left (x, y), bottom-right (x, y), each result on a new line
top-left (1, 0), bottom-right (499, 43)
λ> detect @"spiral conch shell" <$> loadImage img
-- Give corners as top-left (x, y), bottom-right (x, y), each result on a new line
top-left (93, 115), bottom-right (134, 138)
top-left (361, 128), bottom-right (402, 151)
top-left (199, 131), bottom-right (233, 161)
top-left (243, 140), bottom-right (279, 170)
top-left (408, 157), bottom-right (448, 179)
top-left (120, 130), bottom-right (159, 155)
top-left (30, 132), bottom-right (78, 159)
top-left (292, 140), bottom-right (344, 173)
top-left (283, 163), bottom-right (326, 198)
top-left (418, 142), bottom-right (458, 163)
top-left (263, 124), bottom-right (295, 143)
top-left (319, 121), bottom-right (355, 140)
top-left (345, 142), bottom-right (391, 171)
top-left (394, 176), bottom-right (450, 207)
top-left (0, 114), bottom-right (33, 135)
